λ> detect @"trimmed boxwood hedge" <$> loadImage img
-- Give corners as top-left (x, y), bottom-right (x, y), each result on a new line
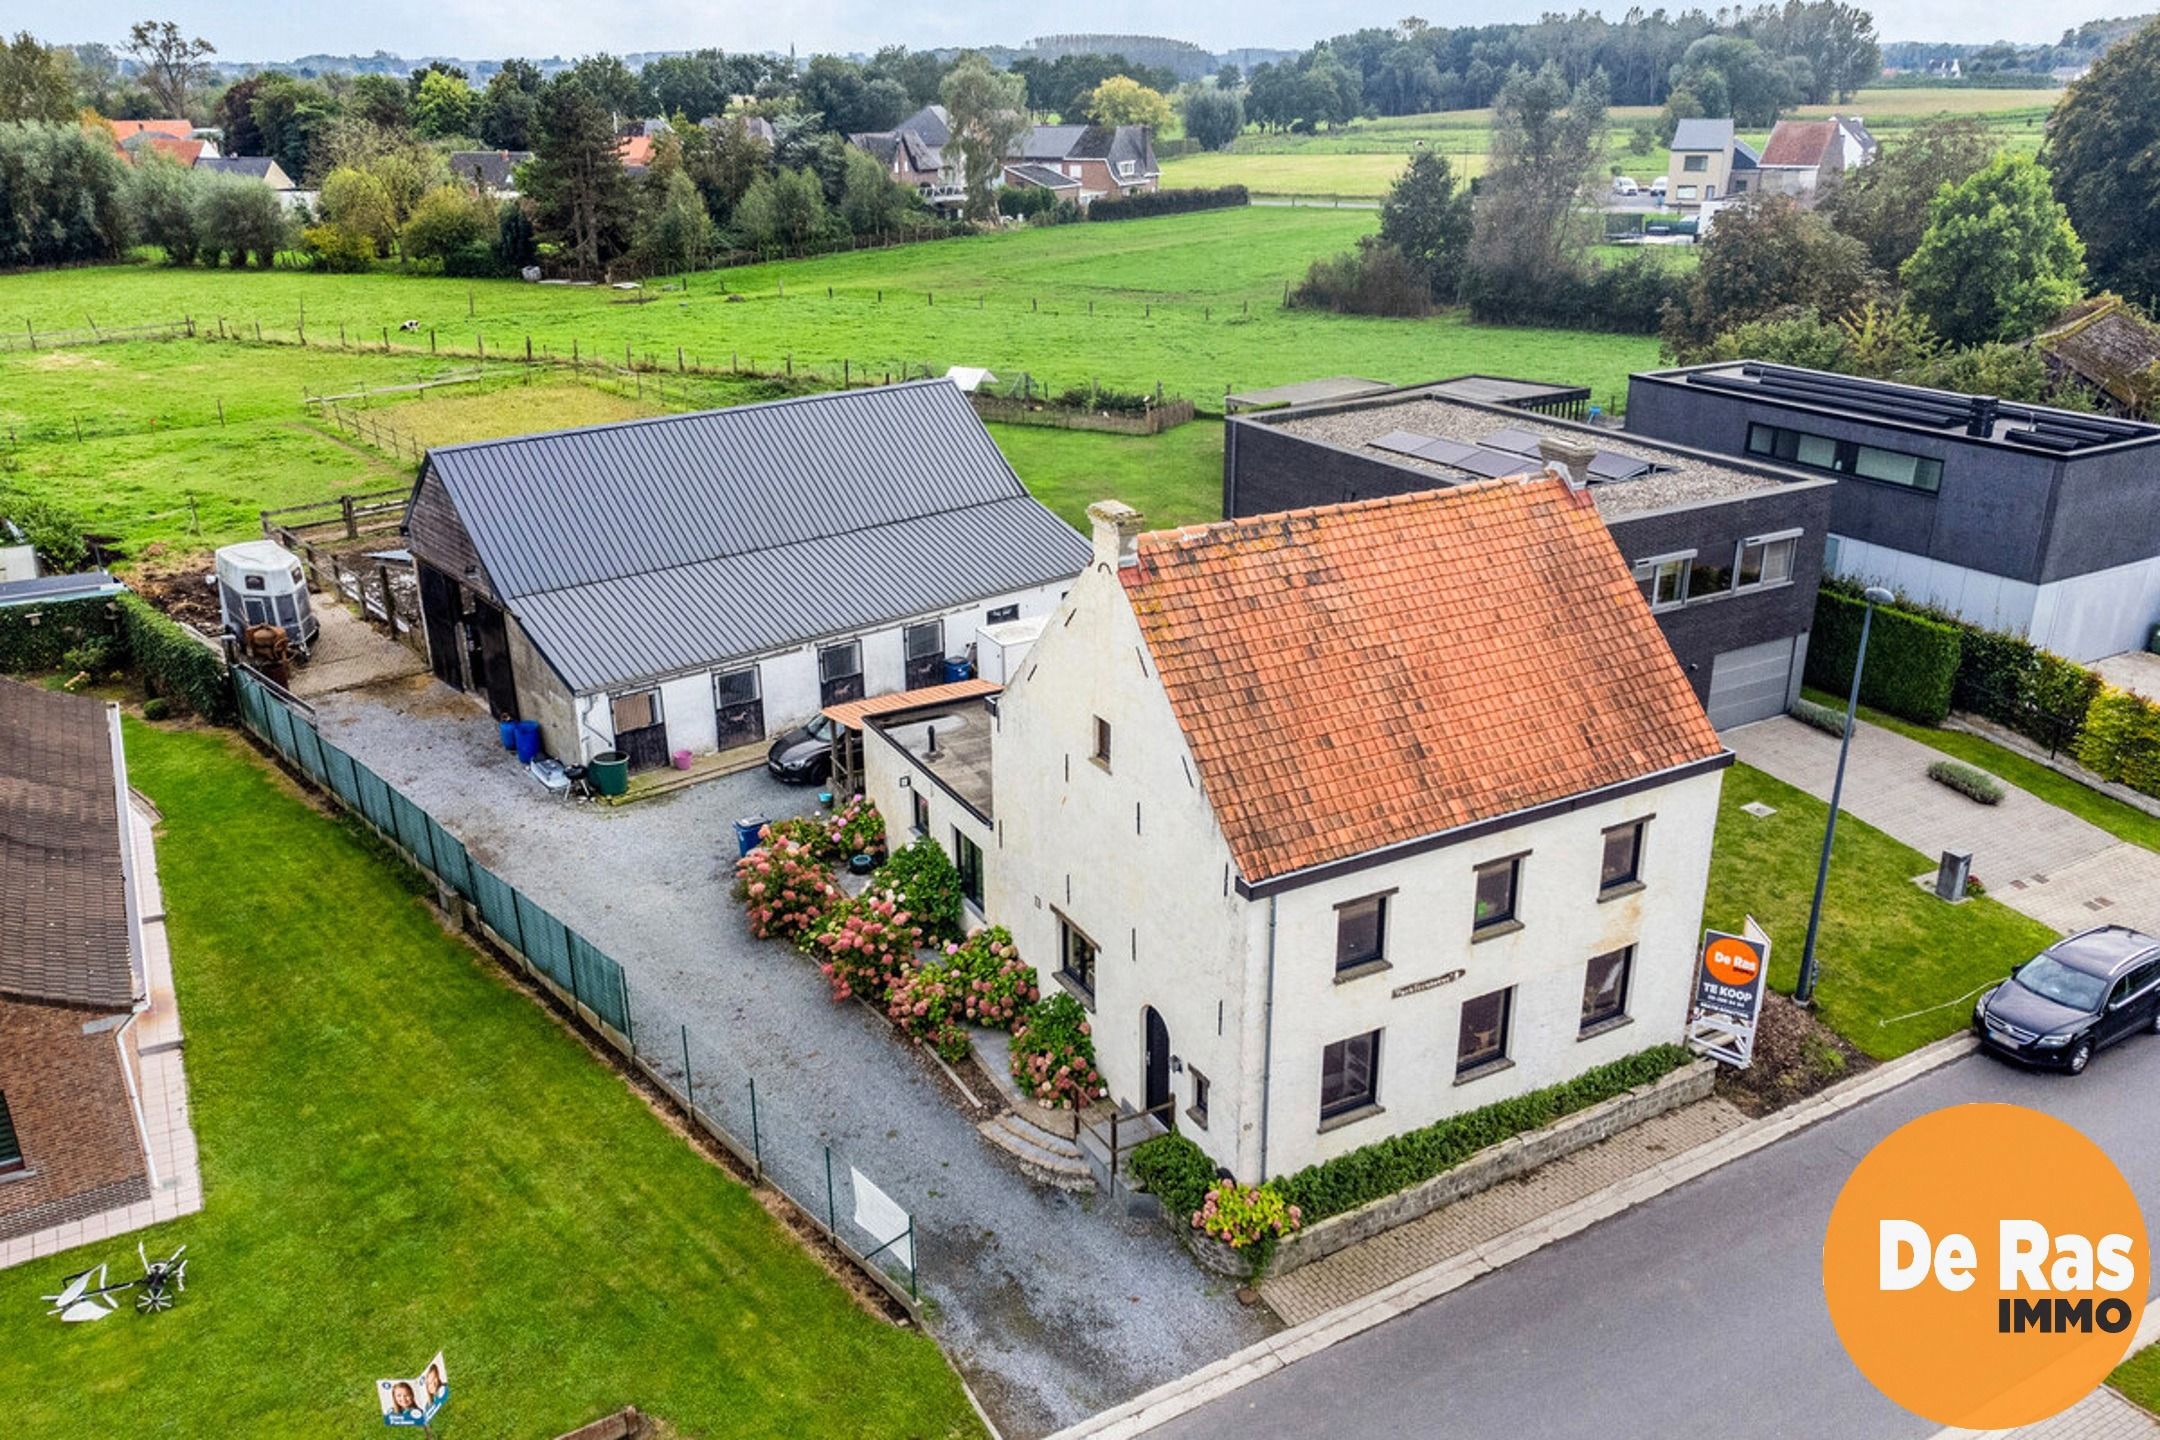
top-left (1270, 1044), bottom-right (1693, 1225)
top-left (1926, 758), bottom-right (2004, 805)
top-left (2077, 687), bottom-right (2160, 798)
top-left (1087, 185), bottom-right (1249, 222)
top-left (1950, 626), bottom-right (2099, 753)
top-left (1128, 1132), bottom-right (1218, 1220)
top-left (1804, 589), bottom-right (1961, 724)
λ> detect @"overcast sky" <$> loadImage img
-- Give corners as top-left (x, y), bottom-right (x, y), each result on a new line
top-left (47, 0), bottom-right (2073, 64)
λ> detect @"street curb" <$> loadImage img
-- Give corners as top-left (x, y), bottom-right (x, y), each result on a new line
top-left (1047, 1033), bottom-right (1980, 1440)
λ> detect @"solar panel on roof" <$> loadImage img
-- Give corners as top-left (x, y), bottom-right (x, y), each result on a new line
top-left (1371, 430), bottom-right (1437, 456)
top-left (1588, 451), bottom-right (1654, 480)
top-left (1411, 438), bottom-right (1483, 466)
top-left (1477, 427), bottom-right (1547, 456)
top-left (1453, 448), bottom-right (1540, 479)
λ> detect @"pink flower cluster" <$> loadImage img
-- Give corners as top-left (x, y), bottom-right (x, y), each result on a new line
top-left (1009, 994), bottom-right (1104, 1111)
top-left (1191, 1180), bottom-right (1303, 1250)
top-left (732, 835), bottom-right (840, 941)
top-left (810, 889), bottom-right (923, 1003)
top-left (830, 794), bottom-right (887, 861)
top-left (942, 927), bottom-right (1037, 1027)
top-left (886, 964), bottom-right (969, 1061)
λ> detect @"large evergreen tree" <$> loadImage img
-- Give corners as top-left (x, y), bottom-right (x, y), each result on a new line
top-left (525, 79), bottom-right (635, 276)
top-left (1902, 155), bottom-right (2085, 348)
top-left (2043, 17), bottom-right (2160, 311)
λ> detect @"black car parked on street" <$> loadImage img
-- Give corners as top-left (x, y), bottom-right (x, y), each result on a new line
top-left (1974, 925), bottom-right (2160, 1074)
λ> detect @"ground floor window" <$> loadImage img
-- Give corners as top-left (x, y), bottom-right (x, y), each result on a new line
top-left (0, 1091), bottom-right (22, 1173)
top-left (1320, 1030), bottom-right (1380, 1120)
top-left (1189, 1069), bottom-right (1210, 1129)
top-left (953, 828), bottom-right (984, 906)
top-left (1457, 988), bottom-right (1513, 1078)
top-left (911, 790), bottom-right (930, 835)
top-left (1582, 947), bottom-right (1634, 1033)
top-left (905, 620), bottom-right (946, 688)
top-left (819, 640), bottom-right (864, 706)
top-left (713, 665), bottom-right (764, 748)
top-left (1058, 914), bottom-right (1098, 1000)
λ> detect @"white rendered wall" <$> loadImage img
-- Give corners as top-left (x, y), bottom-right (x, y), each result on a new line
top-left (1830, 534), bottom-right (2160, 661)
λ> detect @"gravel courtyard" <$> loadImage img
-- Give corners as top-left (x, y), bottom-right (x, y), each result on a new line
top-left (310, 673), bottom-right (1270, 1437)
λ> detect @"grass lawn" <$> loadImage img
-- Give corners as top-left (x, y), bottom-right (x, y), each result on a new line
top-left (2113, 1343), bottom-right (2160, 1416)
top-left (988, 419), bottom-right (1223, 532)
top-left (0, 209), bottom-right (1663, 415)
top-left (1704, 764), bottom-right (2059, 1059)
top-left (1802, 687), bottom-right (2160, 855)
top-left (0, 718), bottom-right (980, 1439)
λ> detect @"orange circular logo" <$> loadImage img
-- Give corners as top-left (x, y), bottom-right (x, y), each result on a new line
top-left (1823, 1104), bottom-right (2146, 1429)
top-left (1703, 936), bottom-right (1763, 988)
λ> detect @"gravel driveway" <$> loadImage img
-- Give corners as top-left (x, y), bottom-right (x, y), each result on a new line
top-left (311, 674), bottom-right (1270, 1437)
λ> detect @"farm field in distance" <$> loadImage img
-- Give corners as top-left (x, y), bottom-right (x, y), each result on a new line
top-left (1163, 86), bottom-right (2059, 197)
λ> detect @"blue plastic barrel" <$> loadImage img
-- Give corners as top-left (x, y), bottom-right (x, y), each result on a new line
top-left (498, 719), bottom-right (517, 750)
top-left (513, 720), bottom-right (542, 763)
top-left (735, 816), bottom-right (769, 856)
top-left (942, 657), bottom-right (973, 683)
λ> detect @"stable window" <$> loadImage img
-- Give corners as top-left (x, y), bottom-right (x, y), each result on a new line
top-left (1682, 154), bottom-right (1708, 172)
top-left (1737, 533), bottom-right (1799, 589)
top-left (713, 666), bottom-right (764, 748)
top-left (911, 790), bottom-right (930, 835)
top-left (1335, 893), bottom-right (1388, 974)
top-left (1092, 716), bottom-right (1112, 769)
top-left (1582, 947), bottom-right (1633, 1032)
top-left (1473, 855), bottom-right (1521, 932)
top-left (1188, 1069), bottom-right (1210, 1128)
top-left (1601, 820), bottom-right (1646, 893)
top-left (609, 687), bottom-right (668, 770)
top-left (1320, 1030), bottom-right (1380, 1121)
top-left (904, 620), bottom-right (945, 688)
top-left (987, 604), bottom-right (1020, 624)
top-left (1632, 554), bottom-right (1690, 611)
top-left (954, 828), bottom-right (984, 907)
top-left (0, 1092), bottom-right (21, 1175)
top-left (818, 640), bottom-right (864, 706)
top-left (1457, 988), bottom-right (1513, 1077)
top-left (1058, 914), bottom-right (1098, 999)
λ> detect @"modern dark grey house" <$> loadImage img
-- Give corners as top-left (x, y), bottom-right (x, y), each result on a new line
top-left (1223, 383), bottom-right (1834, 728)
top-left (403, 381), bottom-right (1091, 769)
top-left (1628, 363), bottom-right (2160, 660)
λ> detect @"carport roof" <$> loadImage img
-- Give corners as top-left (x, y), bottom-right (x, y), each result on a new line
top-left (422, 380), bottom-right (1091, 692)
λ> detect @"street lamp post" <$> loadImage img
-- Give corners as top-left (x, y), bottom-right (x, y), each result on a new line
top-left (1795, 585), bottom-right (1896, 1008)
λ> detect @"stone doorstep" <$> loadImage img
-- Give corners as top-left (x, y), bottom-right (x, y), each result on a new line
top-left (978, 1113), bottom-right (1095, 1192)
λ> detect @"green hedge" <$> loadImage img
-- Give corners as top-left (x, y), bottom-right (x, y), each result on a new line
top-left (0, 595), bottom-right (119, 673)
top-left (1804, 589), bottom-right (1961, 724)
top-left (1087, 185), bottom-right (1249, 222)
top-left (1128, 1132), bottom-right (1218, 1219)
top-left (117, 594), bottom-right (234, 724)
top-left (1270, 1045), bottom-right (1693, 1225)
top-left (1951, 626), bottom-right (2098, 752)
top-left (2076, 687), bottom-right (2160, 798)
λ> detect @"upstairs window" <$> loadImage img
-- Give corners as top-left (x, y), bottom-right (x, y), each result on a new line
top-left (1335, 894), bottom-right (1389, 974)
top-left (1601, 820), bottom-right (1647, 893)
top-left (1473, 855), bottom-right (1521, 933)
top-left (1091, 716), bottom-right (1112, 769)
top-left (1633, 555), bottom-right (1690, 611)
top-left (1683, 154), bottom-right (1708, 172)
top-left (1737, 534), bottom-right (1799, 589)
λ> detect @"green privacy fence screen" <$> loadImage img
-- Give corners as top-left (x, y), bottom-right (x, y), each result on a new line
top-left (231, 668), bottom-right (629, 1034)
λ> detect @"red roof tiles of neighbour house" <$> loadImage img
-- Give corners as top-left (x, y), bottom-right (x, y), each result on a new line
top-left (136, 136), bottom-right (204, 166)
top-left (1119, 477), bottom-right (1727, 883)
top-left (617, 134), bottom-right (655, 168)
top-left (107, 118), bottom-right (194, 140)
top-left (1761, 120), bottom-right (1838, 168)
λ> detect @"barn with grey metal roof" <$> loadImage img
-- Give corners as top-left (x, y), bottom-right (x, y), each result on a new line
top-left (403, 380), bottom-right (1091, 770)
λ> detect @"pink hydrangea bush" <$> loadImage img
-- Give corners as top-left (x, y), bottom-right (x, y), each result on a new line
top-left (1009, 993), bottom-right (1104, 1110)
top-left (886, 963), bottom-right (970, 1062)
top-left (830, 794), bottom-right (887, 861)
top-left (808, 888), bottom-right (924, 1004)
top-left (761, 814), bottom-right (840, 862)
top-left (1192, 1180), bottom-right (1302, 1254)
top-left (943, 926), bottom-right (1037, 1029)
top-left (732, 833), bottom-right (840, 941)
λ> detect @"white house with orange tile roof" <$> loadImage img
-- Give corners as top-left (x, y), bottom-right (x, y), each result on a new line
top-left (866, 478), bottom-right (1734, 1182)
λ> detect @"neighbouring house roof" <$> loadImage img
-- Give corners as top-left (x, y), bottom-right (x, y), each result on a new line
top-left (1760, 119), bottom-right (1838, 169)
top-left (1670, 117), bottom-right (1735, 152)
top-left (617, 134), bottom-right (655, 169)
top-left (449, 150), bottom-right (530, 191)
top-left (0, 680), bottom-right (139, 1010)
top-left (130, 136), bottom-right (204, 166)
top-left (107, 118), bottom-right (193, 141)
top-left (823, 677), bottom-right (1000, 731)
top-left (1012, 123), bottom-right (1156, 174)
top-left (1835, 115), bottom-right (1878, 158)
top-left (701, 113), bottom-right (776, 144)
top-left (195, 155), bottom-right (291, 187)
top-left (1003, 162), bottom-right (1080, 190)
top-left (2034, 297), bottom-right (2160, 415)
top-left (412, 380), bottom-right (1093, 693)
top-left (1119, 479), bottom-right (1728, 885)
top-left (0, 571), bottom-right (124, 608)
top-left (1731, 138), bottom-right (1761, 170)
top-left (852, 127), bottom-right (943, 174)
top-left (897, 104), bottom-right (951, 147)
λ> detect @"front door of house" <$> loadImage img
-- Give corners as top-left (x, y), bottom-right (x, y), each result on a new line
top-left (1143, 1007), bottom-right (1170, 1119)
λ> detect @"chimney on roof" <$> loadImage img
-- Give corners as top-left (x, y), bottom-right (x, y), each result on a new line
top-left (1537, 436), bottom-right (1597, 493)
top-left (1966, 394), bottom-right (2000, 439)
top-left (1087, 499), bottom-right (1145, 570)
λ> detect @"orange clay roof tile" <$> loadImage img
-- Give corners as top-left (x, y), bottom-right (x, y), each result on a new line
top-left (1119, 476), bottom-right (1726, 883)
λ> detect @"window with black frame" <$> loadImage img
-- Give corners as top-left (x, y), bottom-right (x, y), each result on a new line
top-left (1457, 988), bottom-right (1513, 1077)
top-left (911, 789), bottom-right (930, 835)
top-left (1058, 915), bottom-right (1098, 999)
top-left (1601, 820), bottom-right (1646, 894)
top-left (1582, 947), bottom-right (1633, 1032)
top-left (1335, 893), bottom-right (1388, 974)
top-left (819, 640), bottom-right (864, 706)
top-left (0, 1091), bottom-right (22, 1174)
top-left (713, 666), bottom-right (764, 748)
top-left (1320, 1031), bottom-right (1380, 1120)
top-left (1473, 856), bottom-right (1521, 933)
top-left (905, 620), bottom-right (945, 688)
top-left (954, 828), bottom-right (984, 906)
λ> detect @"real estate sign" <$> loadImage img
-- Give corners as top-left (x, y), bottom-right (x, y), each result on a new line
top-left (376, 1351), bottom-right (450, 1429)
top-left (1689, 919), bottom-right (1770, 1067)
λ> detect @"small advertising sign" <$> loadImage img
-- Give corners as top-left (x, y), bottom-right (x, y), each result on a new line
top-left (377, 1351), bottom-right (450, 1429)
top-left (1689, 919), bottom-right (1770, 1067)
top-left (852, 1165), bottom-right (914, 1272)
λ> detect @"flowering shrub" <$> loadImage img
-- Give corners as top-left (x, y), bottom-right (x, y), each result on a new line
top-left (807, 888), bottom-right (924, 1004)
top-left (733, 834), bottom-right (841, 941)
top-left (831, 795), bottom-right (887, 861)
top-left (877, 835), bottom-right (965, 941)
top-left (762, 814), bottom-right (840, 861)
top-left (886, 962), bottom-right (970, 1062)
top-left (1192, 1180), bottom-right (1302, 1261)
top-left (1009, 993), bottom-right (1104, 1110)
top-left (942, 926), bottom-right (1036, 1029)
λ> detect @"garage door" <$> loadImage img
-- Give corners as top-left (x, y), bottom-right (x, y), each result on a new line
top-left (1705, 637), bottom-right (1796, 730)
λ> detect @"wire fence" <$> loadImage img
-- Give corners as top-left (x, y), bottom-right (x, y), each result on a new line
top-left (230, 666), bottom-right (923, 1311)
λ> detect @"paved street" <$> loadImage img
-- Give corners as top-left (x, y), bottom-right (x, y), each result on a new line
top-left (1153, 1039), bottom-right (2160, 1440)
top-left (1727, 715), bottom-right (2160, 937)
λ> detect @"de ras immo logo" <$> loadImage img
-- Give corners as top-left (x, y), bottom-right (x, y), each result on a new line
top-left (1822, 1104), bottom-right (2148, 1429)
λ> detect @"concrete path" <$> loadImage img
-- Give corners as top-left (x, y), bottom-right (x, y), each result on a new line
top-left (1724, 714), bottom-right (2160, 937)
top-left (1258, 1097), bottom-right (1747, 1325)
top-left (1979, 1390), bottom-right (2159, 1440)
top-left (2093, 650), bottom-right (2160, 706)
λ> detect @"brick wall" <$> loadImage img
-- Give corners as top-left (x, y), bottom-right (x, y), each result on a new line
top-left (0, 995), bottom-right (151, 1241)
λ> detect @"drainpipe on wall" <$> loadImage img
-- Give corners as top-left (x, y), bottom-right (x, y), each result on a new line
top-left (112, 1009), bottom-right (159, 1192)
top-left (1257, 894), bottom-right (1278, 1181)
